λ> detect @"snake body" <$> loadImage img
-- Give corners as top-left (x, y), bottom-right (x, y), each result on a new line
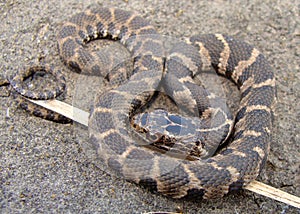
top-left (10, 7), bottom-right (276, 199)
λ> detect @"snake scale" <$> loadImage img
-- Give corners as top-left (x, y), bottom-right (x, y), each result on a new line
top-left (9, 7), bottom-right (276, 199)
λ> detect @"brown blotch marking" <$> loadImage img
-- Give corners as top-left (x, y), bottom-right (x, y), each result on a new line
top-left (103, 132), bottom-right (131, 155)
top-left (156, 161), bottom-right (192, 198)
top-left (127, 15), bottom-right (150, 30)
top-left (107, 158), bottom-right (123, 175)
top-left (62, 38), bottom-right (77, 59)
top-left (138, 177), bottom-right (158, 192)
top-left (113, 8), bottom-right (133, 24)
top-left (125, 147), bottom-right (154, 160)
top-left (172, 89), bottom-right (198, 113)
top-left (203, 185), bottom-right (230, 199)
top-left (168, 52), bottom-right (199, 73)
top-left (90, 111), bottom-right (116, 133)
top-left (91, 65), bottom-right (101, 74)
top-left (57, 24), bottom-right (77, 39)
top-left (97, 7), bottom-right (113, 24)
top-left (137, 27), bottom-right (157, 36)
top-left (77, 49), bottom-right (93, 66)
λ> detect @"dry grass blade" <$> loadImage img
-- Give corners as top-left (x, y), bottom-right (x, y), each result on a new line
top-left (27, 98), bottom-right (300, 209)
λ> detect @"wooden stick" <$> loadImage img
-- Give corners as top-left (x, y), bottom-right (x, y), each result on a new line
top-left (29, 99), bottom-right (89, 126)
top-left (245, 181), bottom-right (300, 209)
top-left (27, 98), bottom-right (300, 209)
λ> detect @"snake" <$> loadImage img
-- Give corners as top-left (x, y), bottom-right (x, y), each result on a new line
top-left (6, 7), bottom-right (276, 199)
top-left (2, 64), bottom-right (70, 122)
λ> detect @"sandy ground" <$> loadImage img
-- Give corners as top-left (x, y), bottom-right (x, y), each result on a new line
top-left (0, 0), bottom-right (299, 213)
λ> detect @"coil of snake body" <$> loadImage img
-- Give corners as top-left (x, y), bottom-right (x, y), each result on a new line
top-left (8, 7), bottom-right (276, 199)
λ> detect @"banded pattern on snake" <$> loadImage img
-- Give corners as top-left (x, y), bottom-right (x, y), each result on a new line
top-left (7, 7), bottom-right (276, 199)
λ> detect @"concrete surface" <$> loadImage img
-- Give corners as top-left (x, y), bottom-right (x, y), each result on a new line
top-left (0, 0), bottom-right (299, 213)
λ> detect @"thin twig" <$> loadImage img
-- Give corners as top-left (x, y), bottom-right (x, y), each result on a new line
top-left (27, 98), bottom-right (300, 209)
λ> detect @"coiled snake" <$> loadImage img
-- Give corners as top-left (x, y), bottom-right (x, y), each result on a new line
top-left (8, 7), bottom-right (276, 199)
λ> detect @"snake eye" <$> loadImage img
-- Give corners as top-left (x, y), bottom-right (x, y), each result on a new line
top-left (146, 132), bottom-right (161, 143)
